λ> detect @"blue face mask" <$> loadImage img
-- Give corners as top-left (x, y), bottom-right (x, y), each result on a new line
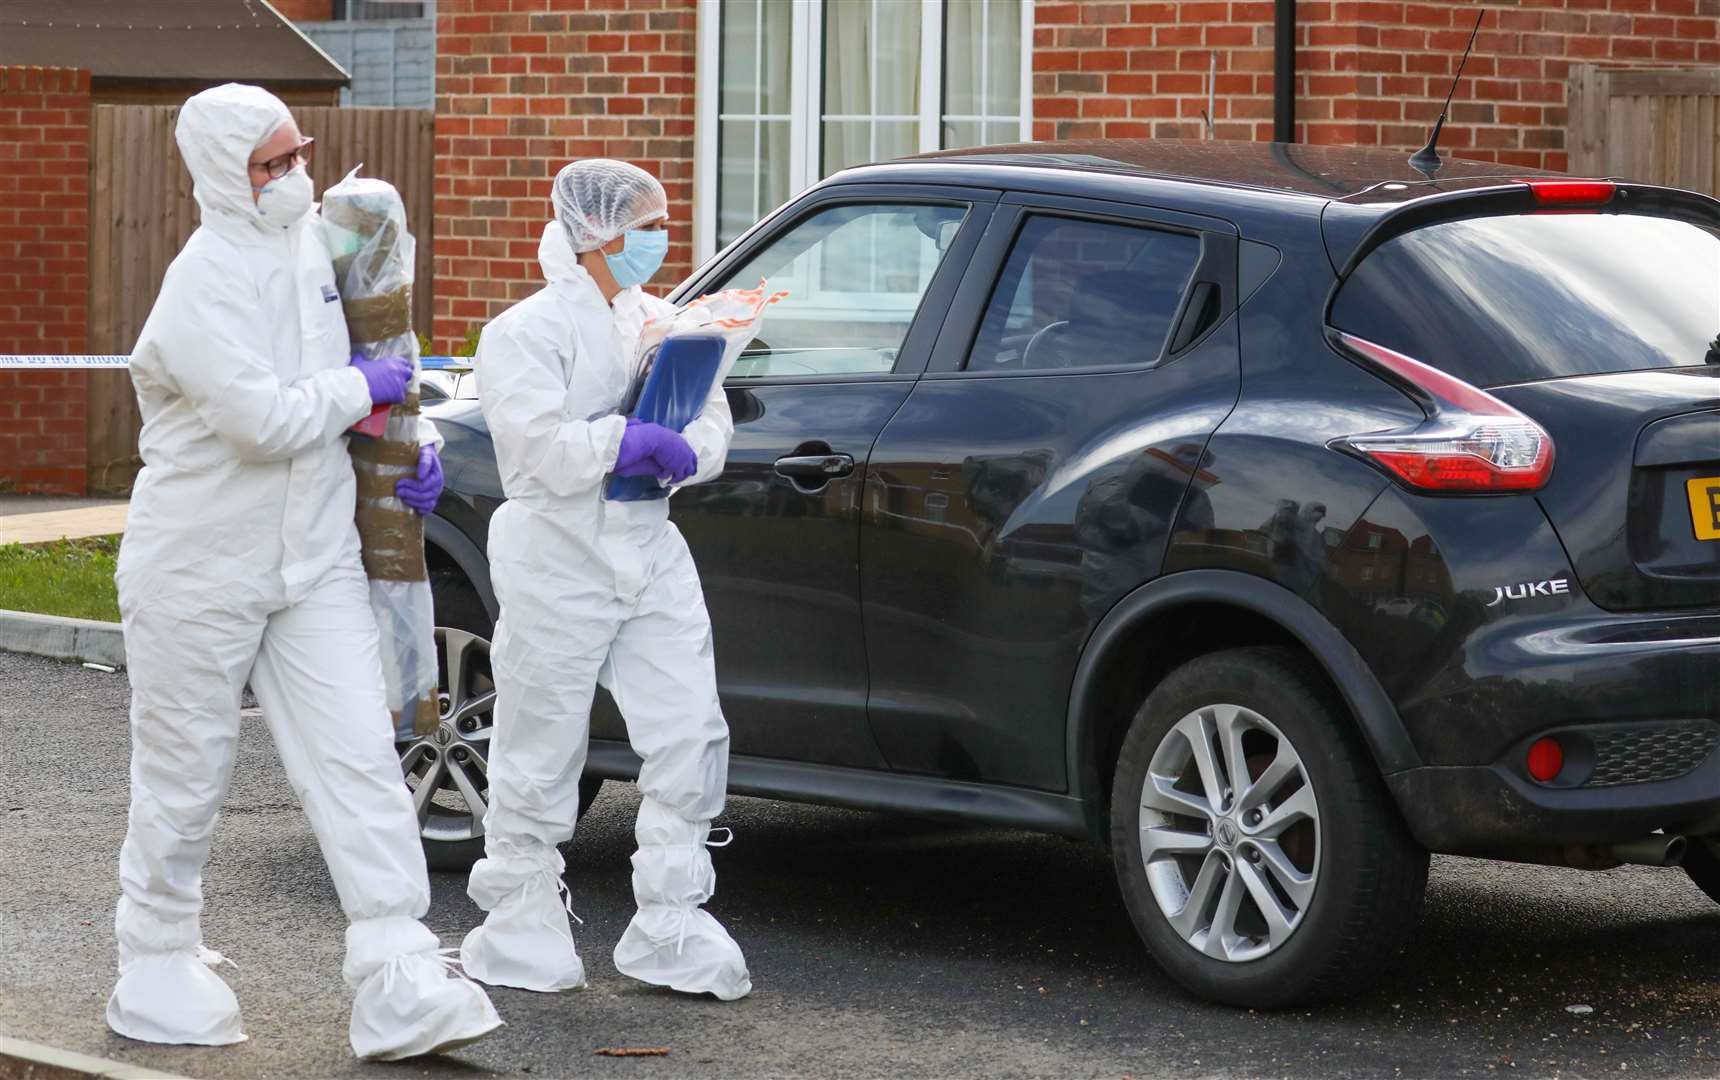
top-left (604, 229), bottom-right (669, 289)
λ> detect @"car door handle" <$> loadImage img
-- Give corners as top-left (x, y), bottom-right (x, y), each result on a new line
top-left (774, 454), bottom-right (855, 481)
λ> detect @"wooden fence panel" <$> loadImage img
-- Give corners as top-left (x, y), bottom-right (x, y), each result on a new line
top-left (85, 104), bottom-right (190, 495)
top-left (1566, 65), bottom-right (1720, 198)
top-left (85, 104), bottom-right (434, 494)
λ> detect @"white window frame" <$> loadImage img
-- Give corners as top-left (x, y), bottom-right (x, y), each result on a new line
top-left (694, 0), bottom-right (1032, 265)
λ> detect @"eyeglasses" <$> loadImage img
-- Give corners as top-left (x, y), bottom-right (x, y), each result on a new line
top-left (250, 137), bottom-right (315, 181)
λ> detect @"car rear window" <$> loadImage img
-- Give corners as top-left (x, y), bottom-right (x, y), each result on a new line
top-left (1330, 213), bottom-right (1720, 388)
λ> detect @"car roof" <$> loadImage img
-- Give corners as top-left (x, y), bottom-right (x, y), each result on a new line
top-left (872, 138), bottom-right (1561, 205)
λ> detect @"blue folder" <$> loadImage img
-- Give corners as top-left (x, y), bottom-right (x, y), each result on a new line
top-left (604, 333), bottom-right (727, 502)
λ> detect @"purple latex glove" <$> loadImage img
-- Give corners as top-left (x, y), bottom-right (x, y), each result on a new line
top-left (395, 445), bottom-right (444, 515)
top-left (614, 456), bottom-right (667, 478)
top-left (614, 421), bottom-right (698, 483)
top-left (350, 353), bottom-right (413, 405)
top-left (615, 420), bottom-right (678, 472)
top-left (651, 434), bottom-right (698, 485)
top-left (611, 417), bottom-right (654, 476)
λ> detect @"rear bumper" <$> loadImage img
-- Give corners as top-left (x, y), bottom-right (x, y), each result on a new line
top-left (1388, 749), bottom-right (1720, 853)
top-left (1401, 611), bottom-right (1720, 765)
top-left (1389, 610), bottom-right (1720, 852)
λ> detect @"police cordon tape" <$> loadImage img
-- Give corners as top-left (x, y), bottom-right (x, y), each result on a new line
top-left (0, 354), bottom-right (131, 368)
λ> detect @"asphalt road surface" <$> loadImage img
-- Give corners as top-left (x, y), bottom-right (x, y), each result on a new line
top-left (3, 650), bottom-right (1718, 1079)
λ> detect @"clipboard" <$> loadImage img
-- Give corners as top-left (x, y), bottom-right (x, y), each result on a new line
top-left (604, 333), bottom-right (727, 502)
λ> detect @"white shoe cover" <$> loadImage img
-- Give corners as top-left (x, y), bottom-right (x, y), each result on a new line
top-left (613, 905), bottom-right (751, 1001)
top-left (350, 951), bottom-right (503, 1061)
top-left (107, 950), bottom-right (246, 1046)
top-left (613, 799), bottom-right (750, 1001)
top-left (460, 871), bottom-right (586, 993)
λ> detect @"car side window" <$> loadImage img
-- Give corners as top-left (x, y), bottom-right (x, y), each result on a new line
top-left (966, 215), bottom-right (1202, 373)
top-left (714, 202), bottom-right (967, 380)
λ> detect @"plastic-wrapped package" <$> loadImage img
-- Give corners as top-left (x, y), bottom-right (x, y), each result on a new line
top-left (320, 167), bottom-right (439, 742)
top-left (605, 284), bottom-right (785, 502)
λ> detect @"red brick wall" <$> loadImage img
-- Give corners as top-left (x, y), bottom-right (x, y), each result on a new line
top-left (1034, 0), bottom-right (1720, 169)
top-left (1341, 0), bottom-right (1719, 169)
top-left (432, 0), bottom-right (696, 352)
top-left (0, 65), bottom-right (91, 496)
top-left (269, 0), bottom-right (336, 21)
top-left (1033, 1), bottom-right (1282, 142)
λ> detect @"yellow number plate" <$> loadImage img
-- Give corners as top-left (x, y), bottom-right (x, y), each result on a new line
top-left (1689, 477), bottom-right (1720, 541)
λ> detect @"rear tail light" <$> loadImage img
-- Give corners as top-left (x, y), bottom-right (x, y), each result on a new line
top-left (1521, 179), bottom-right (1616, 208)
top-left (1331, 332), bottom-right (1555, 493)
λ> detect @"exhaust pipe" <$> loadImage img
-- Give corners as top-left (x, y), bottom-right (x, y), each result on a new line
top-left (1481, 835), bottom-right (1687, 871)
top-left (1609, 835), bottom-right (1686, 867)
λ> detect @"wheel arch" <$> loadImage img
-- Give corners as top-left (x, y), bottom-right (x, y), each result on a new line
top-left (1065, 569), bottom-right (1421, 838)
top-left (424, 512), bottom-right (497, 622)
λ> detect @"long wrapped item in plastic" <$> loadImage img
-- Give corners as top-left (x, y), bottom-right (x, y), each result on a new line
top-left (605, 284), bottom-right (785, 502)
top-left (320, 167), bottom-right (439, 743)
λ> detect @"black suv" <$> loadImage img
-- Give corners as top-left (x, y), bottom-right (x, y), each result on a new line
top-left (409, 141), bottom-right (1720, 1008)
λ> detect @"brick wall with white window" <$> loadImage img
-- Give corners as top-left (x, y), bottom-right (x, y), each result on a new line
top-left (696, 0), bottom-right (1032, 260)
top-left (431, 0), bottom-right (1031, 347)
top-left (432, 0), bottom-right (696, 351)
top-left (433, 0), bottom-right (1720, 351)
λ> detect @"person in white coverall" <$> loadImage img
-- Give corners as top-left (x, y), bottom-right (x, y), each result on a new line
top-left (459, 159), bottom-right (750, 1001)
top-left (109, 83), bottom-right (500, 1059)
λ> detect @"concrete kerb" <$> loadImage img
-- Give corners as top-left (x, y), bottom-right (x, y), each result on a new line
top-left (0, 610), bottom-right (125, 668)
top-left (0, 1037), bottom-right (188, 1080)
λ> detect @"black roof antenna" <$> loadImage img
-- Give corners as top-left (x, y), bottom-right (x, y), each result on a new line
top-left (1409, 8), bottom-right (1486, 173)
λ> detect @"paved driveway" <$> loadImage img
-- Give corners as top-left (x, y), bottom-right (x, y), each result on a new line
top-left (3, 651), bottom-right (1718, 1079)
top-left (0, 497), bottom-right (126, 543)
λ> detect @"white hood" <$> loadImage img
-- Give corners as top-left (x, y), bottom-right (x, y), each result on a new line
top-left (175, 83), bottom-right (294, 241)
top-left (538, 220), bottom-right (585, 284)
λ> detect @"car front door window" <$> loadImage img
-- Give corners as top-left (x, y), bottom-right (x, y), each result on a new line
top-left (717, 202), bottom-right (968, 380)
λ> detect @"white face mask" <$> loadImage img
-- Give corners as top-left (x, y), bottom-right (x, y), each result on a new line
top-left (255, 164), bottom-right (314, 229)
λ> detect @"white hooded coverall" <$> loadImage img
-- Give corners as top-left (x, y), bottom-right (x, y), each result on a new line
top-left (110, 83), bottom-right (499, 1058)
top-left (459, 215), bottom-right (750, 1001)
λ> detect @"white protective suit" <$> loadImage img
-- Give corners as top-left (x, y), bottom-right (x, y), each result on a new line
top-left (110, 83), bottom-right (500, 1059)
top-left (459, 205), bottom-right (750, 1002)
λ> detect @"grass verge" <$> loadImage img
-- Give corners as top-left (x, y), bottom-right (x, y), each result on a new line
top-left (0, 535), bottom-right (121, 622)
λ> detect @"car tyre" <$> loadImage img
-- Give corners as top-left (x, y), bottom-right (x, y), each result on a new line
top-left (1109, 645), bottom-right (1429, 1008)
top-left (1683, 835), bottom-right (1720, 906)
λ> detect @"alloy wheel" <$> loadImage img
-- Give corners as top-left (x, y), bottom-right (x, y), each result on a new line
top-left (1137, 703), bottom-right (1321, 963)
top-left (397, 627), bottom-right (495, 844)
